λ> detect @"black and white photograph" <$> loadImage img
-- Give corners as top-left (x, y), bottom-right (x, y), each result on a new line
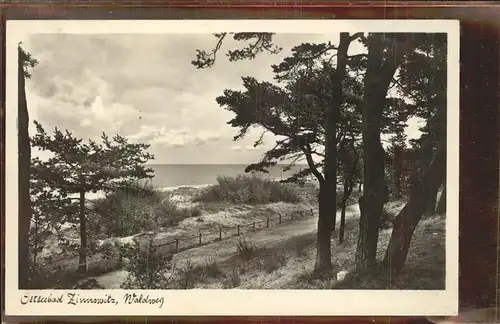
top-left (5, 20), bottom-right (459, 316)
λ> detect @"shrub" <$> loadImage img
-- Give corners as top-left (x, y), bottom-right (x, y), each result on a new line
top-left (202, 258), bottom-right (224, 278)
top-left (177, 259), bottom-right (203, 289)
top-left (290, 235), bottom-right (315, 258)
top-left (120, 240), bottom-right (174, 289)
top-left (91, 182), bottom-right (199, 237)
top-left (194, 174), bottom-right (301, 205)
top-left (260, 251), bottom-right (288, 273)
top-left (222, 268), bottom-right (241, 288)
top-left (236, 238), bottom-right (257, 261)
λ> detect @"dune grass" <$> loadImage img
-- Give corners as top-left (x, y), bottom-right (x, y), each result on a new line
top-left (194, 174), bottom-right (303, 205)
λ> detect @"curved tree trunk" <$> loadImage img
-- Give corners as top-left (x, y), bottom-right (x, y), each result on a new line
top-left (356, 34), bottom-right (401, 271)
top-left (18, 47), bottom-right (32, 288)
top-left (382, 144), bottom-right (446, 277)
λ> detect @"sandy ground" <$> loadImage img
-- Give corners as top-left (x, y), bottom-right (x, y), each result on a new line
top-left (94, 202), bottom-right (364, 288)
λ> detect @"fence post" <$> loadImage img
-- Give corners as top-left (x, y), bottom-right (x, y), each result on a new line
top-left (266, 217), bottom-right (270, 228)
top-left (199, 233), bottom-right (202, 246)
top-left (311, 208), bottom-right (314, 217)
top-left (219, 227), bottom-right (222, 240)
top-left (279, 213), bottom-right (282, 224)
top-left (175, 239), bottom-right (179, 253)
top-left (237, 225), bottom-right (240, 236)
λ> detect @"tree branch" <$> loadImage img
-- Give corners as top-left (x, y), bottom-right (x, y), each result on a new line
top-left (303, 141), bottom-right (324, 183)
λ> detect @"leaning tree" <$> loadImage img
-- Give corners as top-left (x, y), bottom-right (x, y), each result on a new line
top-left (381, 33), bottom-right (447, 277)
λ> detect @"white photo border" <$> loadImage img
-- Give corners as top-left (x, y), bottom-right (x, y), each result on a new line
top-left (4, 19), bottom-right (460, 317)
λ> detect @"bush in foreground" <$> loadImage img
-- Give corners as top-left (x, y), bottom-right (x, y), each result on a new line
top-left (195, 174), bottom-right (301, 205)
top-left (120, 239), bottom-right (175, 289)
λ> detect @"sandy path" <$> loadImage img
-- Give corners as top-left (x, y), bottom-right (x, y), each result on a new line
top-left (173, 204), bottom-right (360, 267)
top-left (95, 204), bottom-right (361, 288)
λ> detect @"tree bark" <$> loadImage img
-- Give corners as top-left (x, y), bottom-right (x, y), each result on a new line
top-left (78, 185), bottom-right (87, 273)
top-left (382, 144), bottom-right (446, 277)
top-left (18, 47), bottom-right (32, 288)
top-left (315, 180), bottom-right (335, 271)
top-left (356, 34), bottom-right (400, 271)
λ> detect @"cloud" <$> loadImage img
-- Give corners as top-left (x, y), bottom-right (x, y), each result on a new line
top-left (21, 32), bottom-right (414, 165)
top-left (231, 145), bottom-right (260, 151)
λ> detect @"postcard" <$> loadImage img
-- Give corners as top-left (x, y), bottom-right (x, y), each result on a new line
top-left (4, 19), bottom-right (459, 316)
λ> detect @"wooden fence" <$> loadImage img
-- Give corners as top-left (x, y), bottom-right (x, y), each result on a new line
top-left (43, 206), bottom-right (317, 274)
top-left (151, 207), bottom-right (316, 255)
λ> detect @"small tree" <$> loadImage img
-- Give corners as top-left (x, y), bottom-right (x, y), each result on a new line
top-left (30, 122), bottom-right (154, 273)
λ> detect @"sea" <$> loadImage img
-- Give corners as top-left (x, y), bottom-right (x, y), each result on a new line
top-left (143, 164), bottom-right (309, 190)
top-left (74, 164), bottom-right (309, 201)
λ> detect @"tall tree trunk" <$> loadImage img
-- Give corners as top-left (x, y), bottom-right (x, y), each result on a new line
top-left (356, 34), bottom-right (402, 271)
top-left (78, 184), bottom-right (87, 273)
top-left (382, 144), bottom-right (446, 277)
top-left (436, 185), bottom-right (446, 214)
top-left (313, 32), bottom-right (351, 272)
top-left (18, 47), bottom-right (32, 288)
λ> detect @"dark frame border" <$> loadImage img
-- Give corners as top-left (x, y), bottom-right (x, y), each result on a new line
top-left (1, 2), bottom-right (498, 323)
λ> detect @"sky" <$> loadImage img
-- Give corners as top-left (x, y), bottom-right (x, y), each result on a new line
top-left (23, 33), bottom-right (422, 165)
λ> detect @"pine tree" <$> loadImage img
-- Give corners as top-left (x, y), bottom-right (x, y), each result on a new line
top-left (30, 122), bottom-right (154, 273)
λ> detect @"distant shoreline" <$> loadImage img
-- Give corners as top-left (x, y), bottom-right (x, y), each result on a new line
top-left (73, 176), bottom-right (310, 202)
